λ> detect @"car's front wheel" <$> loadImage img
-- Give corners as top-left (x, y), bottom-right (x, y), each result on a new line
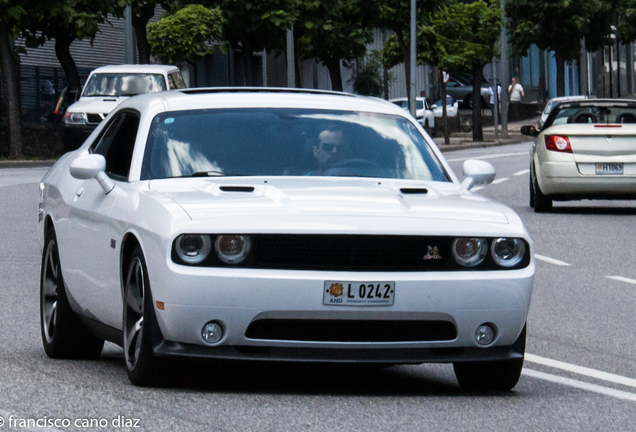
top-left (123, 246), bottom-right (163, 386)
top-left (40, 227), bottom-right (104, 359)
top-left (453, 326), bottom-right (526, 392)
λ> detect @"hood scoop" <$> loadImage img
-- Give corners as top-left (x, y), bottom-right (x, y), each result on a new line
top-left (400, 188), bottom-right (428, 194)
top-left (219, 186), bottom-right (255, 193)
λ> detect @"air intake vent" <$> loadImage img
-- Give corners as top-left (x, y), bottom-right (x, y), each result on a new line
top-left (219, 186), bottom-right (255, 193)
top-left (400, 188), bottom-right (428, 194)
top-left (245, 319), bottom-right (457, 342)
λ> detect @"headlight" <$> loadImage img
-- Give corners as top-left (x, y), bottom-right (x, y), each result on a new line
top-left (491, 238), bottom-right (525, 268)
top-left (215, 235), bottom-right (252, 264)
top-left (64, 112), bottom-right (87, 125)
top-left (452, 238), bottom-right (488, 267)
top-left (175, 234), bottom-right (212, 264)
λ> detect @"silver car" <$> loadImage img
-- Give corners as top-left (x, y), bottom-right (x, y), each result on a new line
top-left (522, 99), bottom-right (636, 212)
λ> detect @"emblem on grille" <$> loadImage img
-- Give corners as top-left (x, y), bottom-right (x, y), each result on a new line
top-left (328, 283), bottom-right (344, 297)
top-left (423, 245), bottom-right (442, 260)
top-left (607, 136), bottom-right (613, 143)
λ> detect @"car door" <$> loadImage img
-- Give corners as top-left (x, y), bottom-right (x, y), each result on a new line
top-left (61, 111), bottom-right (140, 329)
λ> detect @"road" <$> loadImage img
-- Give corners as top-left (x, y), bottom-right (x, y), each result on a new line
top-left (1, 143), bottom-right (635, 431)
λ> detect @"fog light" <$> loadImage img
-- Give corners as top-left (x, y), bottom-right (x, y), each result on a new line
top-left (201, 321), bottom-right (223, 344)
top-left (475, 324), bottom-right (495, 346)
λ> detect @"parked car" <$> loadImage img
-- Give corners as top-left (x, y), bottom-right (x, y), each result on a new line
top-left (445, 75), bottom-right (490, 109)
top-left (522, 98), bottom-right (636, 212)
top-left (40, 88), bottom-right (534, 391)
top-left (431, 95), bottom-right (459, 118)
top-left (61, 64), bottom-right (187, 152)
top-left (389, 97), bottom-right (436, 134)
top-left (538, 95), bottom-right (590, 129)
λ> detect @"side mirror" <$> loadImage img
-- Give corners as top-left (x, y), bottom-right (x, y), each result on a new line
top-left (461, 159), bottom-right (496, 190)
top-left (431, 104), bottom-right (438, 109)
top-left (520, 125), bottom-right (539, 137)
top-left (69, 154), bottom-right (115, 194)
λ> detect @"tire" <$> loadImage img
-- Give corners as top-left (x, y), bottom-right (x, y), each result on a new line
top-left (453, 326), bottom-right (526, 392)
top-left (123, 246), bottom-right (164, 386)
top-left (40, 227), bottom-right (104, 359)
top-left (532, 164), bottom-right (553, 213)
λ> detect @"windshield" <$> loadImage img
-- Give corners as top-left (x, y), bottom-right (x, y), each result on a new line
top-left (141, 108), bottom-right (449, 182)
top-left (393, 100), bottom-right (424, 110)
top-left (545, 104), bottom-right (636, 128)
top-left (83, 73), bottom-right (167, 97)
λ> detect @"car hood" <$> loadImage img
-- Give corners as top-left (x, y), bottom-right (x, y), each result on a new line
top-left (147, 177), bottom-right (513, 233)
top-left (67, 96), bottom-right (127, 114)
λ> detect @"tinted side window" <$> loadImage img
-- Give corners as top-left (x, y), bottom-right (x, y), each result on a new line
top-left (168, 71), bottom-right (187, 89)
top-left (104, 114), bottom-right (140, 180)
top-left (92, 115), bottom-right (125, 156)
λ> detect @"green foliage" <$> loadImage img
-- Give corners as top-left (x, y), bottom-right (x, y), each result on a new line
top-left (506, 0), bottom-right (617, 61)
top-left (295, 0), bottom-right (375, 65)
top-left (617, 0), bottom-right (636, 44)
top-left (352, 51), bottom-right (387, 97)
top-left (147, 4), bottom-right (224, 65)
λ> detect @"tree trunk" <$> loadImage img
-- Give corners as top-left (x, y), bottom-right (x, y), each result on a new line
top-left (441, 79), bottom-right (449, 145)
top-left (131, 5), bottom-right (155, 64)
top-left (472, 66), bottom-right (484, 142)
top-left (55, 33), bottom-right (81, 101)
top-left (240, 39), bottom-right (256, 86)
top-left (555, 50), bottom-right (565, 97)
top-left (325, 57), bottom-right (343, 91)
top-left (396, 28), bottom-right (411, 108)
top-left (0, 26), bottom-right (23, 158)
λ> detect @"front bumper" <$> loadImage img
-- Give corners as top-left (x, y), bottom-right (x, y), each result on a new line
top-left (148, 263), bottom-right (534, 362)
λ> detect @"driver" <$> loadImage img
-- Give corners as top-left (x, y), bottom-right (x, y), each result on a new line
top-left (311, 128), bottom-right (347, 175)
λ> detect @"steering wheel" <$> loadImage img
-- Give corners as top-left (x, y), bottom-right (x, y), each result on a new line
top-left (326, 159), bottom-right (382, 170)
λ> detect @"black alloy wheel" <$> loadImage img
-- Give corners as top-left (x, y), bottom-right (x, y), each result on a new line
top-left (40, 227), bottom-right (104, 359)
top-left (123, 246), bottom-right (163, 386)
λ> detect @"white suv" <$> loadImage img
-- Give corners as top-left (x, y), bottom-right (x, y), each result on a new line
top-left (62, 64), bottom-right (186, 151)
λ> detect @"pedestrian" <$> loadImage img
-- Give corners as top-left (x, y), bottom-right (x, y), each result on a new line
top-left (488, 85), bottom-right (501, 117)
top-left (508, 77), bottom-right (524, 103)
top-left (420, 90), bottom-right (431, 106)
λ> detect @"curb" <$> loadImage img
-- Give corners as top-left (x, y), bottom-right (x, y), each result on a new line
top-left (0, 160), bottom-right (57, 169)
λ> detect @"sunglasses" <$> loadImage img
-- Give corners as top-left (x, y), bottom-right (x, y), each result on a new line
top-left (320, 142), bottom-right (346, 152)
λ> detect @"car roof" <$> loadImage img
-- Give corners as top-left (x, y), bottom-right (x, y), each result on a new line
top-left (552, 98), bottom-right (636, 109)
top-left (88, 64), bottom-right (180, 74)
top-left (121, 88), bottom-right (408, 116)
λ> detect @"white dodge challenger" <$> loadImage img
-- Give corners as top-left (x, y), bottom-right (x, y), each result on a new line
top-left (38, 88), bottom-right (534, 390)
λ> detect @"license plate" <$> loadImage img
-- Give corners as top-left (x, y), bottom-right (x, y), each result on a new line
top-left (323, 281), bottom-right (395, 306)
top-left (596, 163), bottom-right (623, 175)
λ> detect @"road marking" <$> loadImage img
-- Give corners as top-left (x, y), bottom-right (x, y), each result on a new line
top-left (525, 353), bottom-right (636, 389)
top-left (445, 151), bottom-right (528, 162)
top-left (606, 276), bottom-right (636, 285)
top-left (471, 186), bottom-right (485, 191)
top-left (513, 169), bottom-right (530, 176)
top-left (491, 177), bottom-right (509, 184)
top-left (523, 369), bottom-right (636, 402)
top-left (534, 254), bottom-right (571, 266)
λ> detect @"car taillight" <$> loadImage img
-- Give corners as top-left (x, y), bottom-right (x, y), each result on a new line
top-left (545, 135), bottom-right (572, 153)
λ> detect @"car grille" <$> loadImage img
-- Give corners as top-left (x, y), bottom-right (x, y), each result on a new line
top-left (245, 319), bottom-right (457, 342)
top-left (253, 235), bottom-right (451, 271)
top-left (86, 113), bottom-right (103, 124)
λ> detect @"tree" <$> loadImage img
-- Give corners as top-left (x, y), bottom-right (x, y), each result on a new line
top-left (295, 0), bottom-right (376, 91)
top-left (130, 1), bottom-right (161, 64)
top-left (147, 4), bottom-right (223, 85)
top-left (187, 0), bottom-right (300, 86)
top-left (375, 0), bottom-right (447, 108)
top-left (351, 51), bottom-right (387, 97)
top-left (0, 0), bottom-right (30, 157)
top-left (506, 0), bottom-right (618, 97)
top-left (433, 0), bottom-right (502, 142)
top-left (25, 0), bottom-right (128, 100)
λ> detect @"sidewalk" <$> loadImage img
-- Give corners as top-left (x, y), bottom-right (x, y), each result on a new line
top-left (434, 115), bottom-right (538, 152)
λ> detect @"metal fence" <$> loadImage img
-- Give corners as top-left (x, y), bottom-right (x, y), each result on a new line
top-left (1, 65), bottom-right (92, 124)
